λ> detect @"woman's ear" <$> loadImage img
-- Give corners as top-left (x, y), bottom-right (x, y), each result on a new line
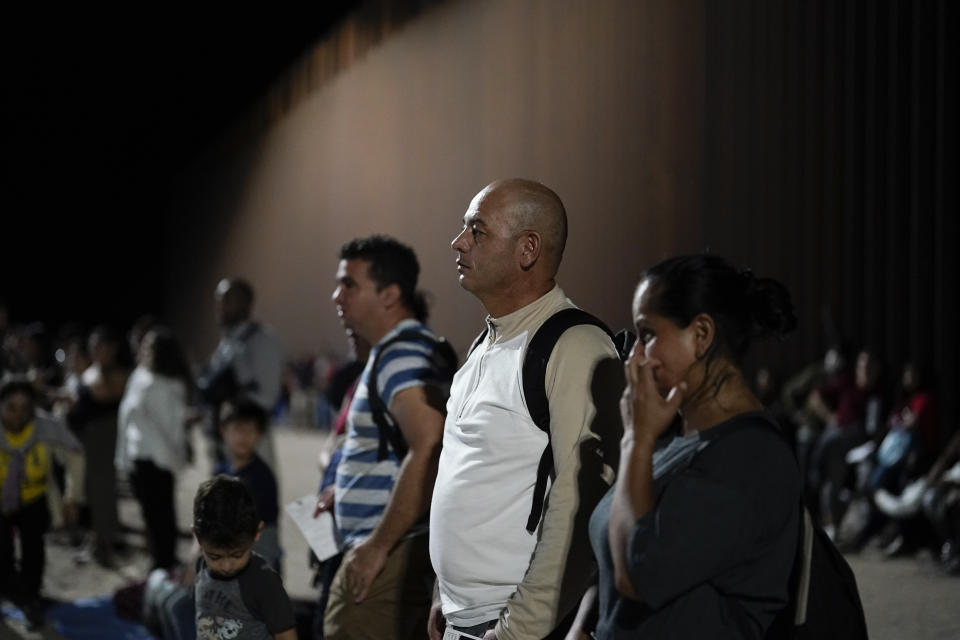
top-left (255, 520), bottom-right (264, 542)
top-left (692, 313), bottom-right (715, 360)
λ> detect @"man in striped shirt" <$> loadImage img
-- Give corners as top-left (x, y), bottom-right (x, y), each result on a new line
top-left (321, 235), bottom-right (451, 640)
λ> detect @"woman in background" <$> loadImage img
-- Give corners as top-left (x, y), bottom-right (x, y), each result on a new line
top-left (117, 326), bottom-right (193, 570)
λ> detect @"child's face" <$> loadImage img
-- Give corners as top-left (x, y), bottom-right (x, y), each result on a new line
top-left (221, 419), bottom-right (261, 462)
top-left (197, 538), bottom-right (256, 578)
top-left (1, 391), bottom-right (34, 433)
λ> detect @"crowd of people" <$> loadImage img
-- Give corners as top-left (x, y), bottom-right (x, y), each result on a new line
top-left (760, 343), bottom-right (956, 572)
top-left (0, 178), bottom-right (954, 639)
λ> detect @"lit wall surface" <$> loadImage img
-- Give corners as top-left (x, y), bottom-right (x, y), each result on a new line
top-left (165, 0), bottom-right (704, 361)
top-left (165, 0), bottom-right (958, 438)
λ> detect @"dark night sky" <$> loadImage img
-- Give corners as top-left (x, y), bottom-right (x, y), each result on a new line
top-left (1, 6), bottom-right (358, 331)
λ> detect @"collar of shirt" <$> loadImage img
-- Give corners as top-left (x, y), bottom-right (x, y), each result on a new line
top-left (484, 284), bottom-right (569, 345)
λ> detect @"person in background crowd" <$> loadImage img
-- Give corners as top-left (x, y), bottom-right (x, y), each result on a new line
top-left (311, 328), bottom-right (371, 639)
top-left (197, 278), bottom-right (284, 468)
top-left (214, 398), bottom-right (282, 572)
top-left (809, 349), bottom-right (883, 538)
top-left (67, 325), bottom-right (131, 567)
top-left (116, 326), bottom-right (193, 571)
top-left (1, 375), bottom-right (84, 629)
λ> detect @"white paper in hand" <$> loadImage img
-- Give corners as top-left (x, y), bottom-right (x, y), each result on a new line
top-left (284, 494), bottom-right (342, 561)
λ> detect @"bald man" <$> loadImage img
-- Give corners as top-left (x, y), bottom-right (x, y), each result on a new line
top-left (429, 180), bottom-right (624, 640)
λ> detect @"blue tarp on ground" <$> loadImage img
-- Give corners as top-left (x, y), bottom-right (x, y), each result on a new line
top-left (3, 596), bottom-right (156, 639)
top-left (48, 596), bottom-right (156, 639)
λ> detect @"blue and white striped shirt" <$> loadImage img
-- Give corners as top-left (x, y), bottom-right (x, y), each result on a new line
top-left (334, 319), bottom-right (448, 547)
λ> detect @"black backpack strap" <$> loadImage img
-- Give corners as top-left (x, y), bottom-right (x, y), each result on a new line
top-left (367, 329), bottom-right (458, 462)
top-left (522, 308), bottom-right (616, 533)
top-left (236, 321), bottom-right (261, 343)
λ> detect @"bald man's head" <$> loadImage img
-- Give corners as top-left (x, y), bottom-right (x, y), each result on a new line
top-left (481, 179), bottom-right (568, 276)
top-left (215, 278), bottom-right (254, 328)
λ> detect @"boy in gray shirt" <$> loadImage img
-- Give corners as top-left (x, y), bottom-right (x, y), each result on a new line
top-left (193, 475), bottom-right (296, 640)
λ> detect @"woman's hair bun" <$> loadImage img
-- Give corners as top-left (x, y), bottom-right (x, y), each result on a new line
top-left (741, 270), bottom-right (797, 337)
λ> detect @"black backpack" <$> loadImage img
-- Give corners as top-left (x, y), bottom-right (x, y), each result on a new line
top-left (469, 308), bottom-right (634, 533)
top-left (366, 329), bottom-right (459, 462)
top-left (765, 503), bottom-right (869, 639)
top-left (702, 419), bottom-right (869, 640)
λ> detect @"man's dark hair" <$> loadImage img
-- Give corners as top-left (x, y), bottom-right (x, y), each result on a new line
top-left (339, 235), bottom-right (428, 322)
top-left (219, 396), bottom-right (269, 433)
top-left (0, 375), bottom-right (36, 403)
top-left (193, 475), bottom-right (260, 547)
top-left (89, 324), bottom-right (135, 369)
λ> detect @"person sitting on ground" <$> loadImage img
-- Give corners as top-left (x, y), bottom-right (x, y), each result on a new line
top-left (780, 343), bottom-right (848, 476)
top-left (843, 361), bottom-right (937, 552)
top-left (0, 375), bottom-right (84, 629)
top-left (808, 348), bottom-right (882, 537)
top-left (193, 474), bottom-right (297, 640)
top-left (916, 432), bottom-right (960, 573)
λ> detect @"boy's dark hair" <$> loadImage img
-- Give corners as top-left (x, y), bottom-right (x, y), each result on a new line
top-left (193, 475), bottom-right (260, 548)
top-left (0, 375), bottom-right (37, 403)
top-left (339, 235), bottom-right (429, 322)
top-left (219, 396), bottom-right (269, 433)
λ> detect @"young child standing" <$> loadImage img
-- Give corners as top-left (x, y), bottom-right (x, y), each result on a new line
top-left (1, 376), bottom-right (84, 627)
top-left (193, 474), bottom-right (296, 640)
top-left (215, 398), bottom-right (282, 571)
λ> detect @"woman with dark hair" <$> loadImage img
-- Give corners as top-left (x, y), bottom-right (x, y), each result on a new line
top-left (67, 325), bottom-right (131, 566)
top-left (116, 326), bottom-right (193, 570)
top-left (569, 254), bottom-right (801, 639)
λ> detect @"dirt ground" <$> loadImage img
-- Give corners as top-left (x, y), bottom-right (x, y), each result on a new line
top-left (2, 426), bottom-right (958, 639)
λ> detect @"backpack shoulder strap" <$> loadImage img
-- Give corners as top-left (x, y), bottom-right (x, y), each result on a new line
top-left (236, 321), bottom-right (261, 343)
top-left (523, 308), bottom-right (615, 433)
top-left (521, 308), bottom-right (616, 533)
top-left (367, 329), bottom-right (458, 462)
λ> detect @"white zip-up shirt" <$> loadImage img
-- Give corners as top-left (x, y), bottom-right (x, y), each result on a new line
top-left (430, 285), bottom-right (623, 639)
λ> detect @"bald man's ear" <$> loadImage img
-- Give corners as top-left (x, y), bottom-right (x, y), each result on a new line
top-left (518, 231), bottom-right (542, 271)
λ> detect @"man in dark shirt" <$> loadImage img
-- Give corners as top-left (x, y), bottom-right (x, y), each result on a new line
top-left (215, 398), bottom-right (282, 571)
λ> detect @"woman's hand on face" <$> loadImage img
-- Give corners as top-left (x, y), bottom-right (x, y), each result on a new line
top-left (621, 344), bottom-right (686, 446)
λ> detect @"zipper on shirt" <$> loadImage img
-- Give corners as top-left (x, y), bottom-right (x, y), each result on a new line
top-left (456, 319), bottom-right (495, 421)
top-left (456, 348), bottom-right (486, 421)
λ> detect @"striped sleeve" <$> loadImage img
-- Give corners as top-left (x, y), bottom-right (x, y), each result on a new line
top-left (374, 336), bottom-right (440, 407)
